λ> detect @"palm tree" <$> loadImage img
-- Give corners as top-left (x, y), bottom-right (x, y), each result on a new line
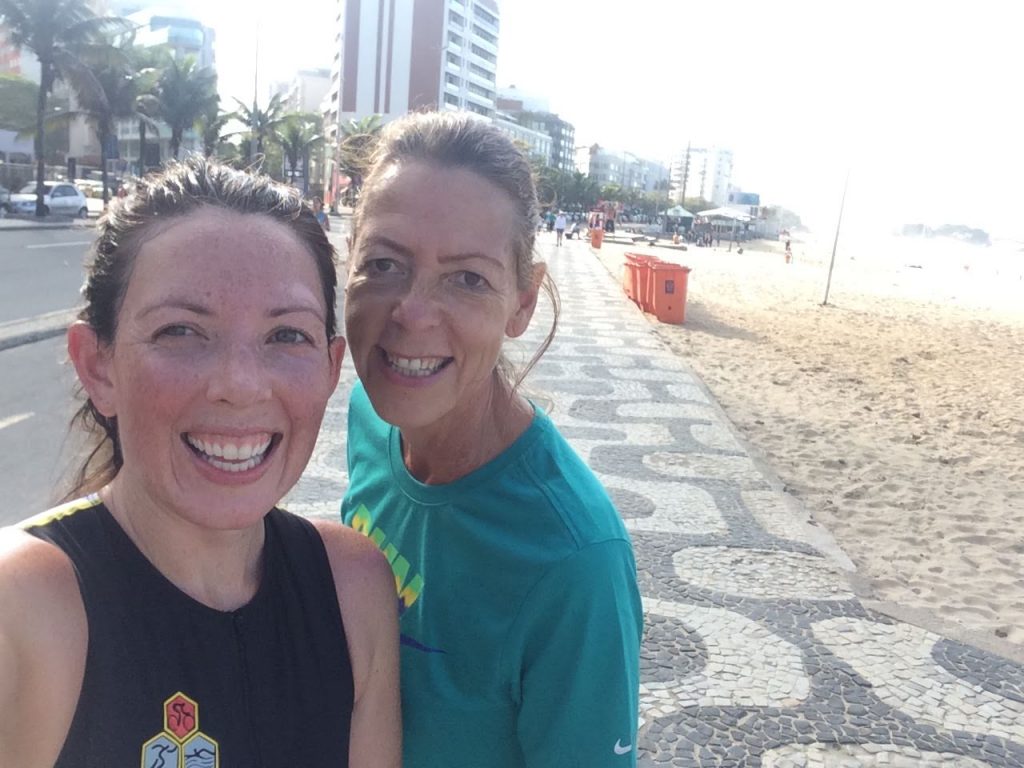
top-left (0, 73), bottom-right (36, 131)
top-left (67, 40), bottom-right (160, 205)
top-left (0, 0), bottom-right (127, 215)
top-left (231, 92), bottom-right (288, 158)
top-left (196, 100), bottom-right (231, 158)
top-left (131, 44), bottom-right (170, 174)
top-left (157, 55), bottom-right (217, 160)
top-left (275, 113), bottom-right (321, 193)
top-left (336, 114), bottom-right (382, 203)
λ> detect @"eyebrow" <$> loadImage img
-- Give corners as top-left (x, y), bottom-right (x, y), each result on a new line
top-left (361, 234), bottom-right (507, 271)
top-left (138, 300), bottom-right (324, 321)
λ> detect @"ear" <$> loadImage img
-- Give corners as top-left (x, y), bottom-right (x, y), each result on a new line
top-left (327, 336), bottom-right (346, 389)
top-left (67, 321), bottom-right (117, 417)
top-left (506, 263), bottom-right (546, 339)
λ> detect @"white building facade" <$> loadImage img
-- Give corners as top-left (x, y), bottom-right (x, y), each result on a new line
top-left (325, 0), bottom-right (499, 132)
top-left (323, 0), bottom-right (500, 201)
top-left (274, 68), bottom-right (332, 114)
top-left (492, 112), bottom-right (551, 164)
top-left (670, 145), bottom-right (733, 205)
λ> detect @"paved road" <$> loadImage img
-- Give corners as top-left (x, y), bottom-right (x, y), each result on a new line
top-left (0, 335), bottom-right (81, 524)
top-left (0, 229), bottom-right (94, 324)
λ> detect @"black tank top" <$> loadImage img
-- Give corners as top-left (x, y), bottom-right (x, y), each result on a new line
top-left (23, 495), bottom-right (354, 767)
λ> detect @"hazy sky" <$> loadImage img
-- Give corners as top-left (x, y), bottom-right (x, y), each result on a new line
top-left (177, 0), bottom-right (1022, 237)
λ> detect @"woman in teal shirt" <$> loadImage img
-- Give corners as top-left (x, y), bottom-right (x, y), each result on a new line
top-left (341, 111), bottom-right (643, 768)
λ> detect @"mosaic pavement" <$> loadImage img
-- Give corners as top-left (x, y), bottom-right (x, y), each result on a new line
top-left (285, 238), bottom-right (1024, 767)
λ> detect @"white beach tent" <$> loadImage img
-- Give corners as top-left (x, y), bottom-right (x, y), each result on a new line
top-left (696, 207), bottom-right (753, 221)
top-left (660, 205), bottom-right (695, 218)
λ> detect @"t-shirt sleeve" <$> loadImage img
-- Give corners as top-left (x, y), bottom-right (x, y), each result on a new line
top-left (505, 539), bottom-right (643, 768)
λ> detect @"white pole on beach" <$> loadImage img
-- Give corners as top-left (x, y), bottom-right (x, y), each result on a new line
top-left (822, 170), bottom-right (850, 306)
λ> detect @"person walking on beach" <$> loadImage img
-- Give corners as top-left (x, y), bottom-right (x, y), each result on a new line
top-left (554, 211), bottom-right (567, 245)
top-left (341, 111), bottom-right (643, 768)
top-left (0, 158), bottom-right (401, 768)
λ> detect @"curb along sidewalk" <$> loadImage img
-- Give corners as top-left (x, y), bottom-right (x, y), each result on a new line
top-left (0, 308), bottom-right (80, 352)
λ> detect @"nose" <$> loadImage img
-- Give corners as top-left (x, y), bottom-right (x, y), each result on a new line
top-left (389, 281), bottom-right (442, 331)
top-left (205, 342), bottom-right (273, 406)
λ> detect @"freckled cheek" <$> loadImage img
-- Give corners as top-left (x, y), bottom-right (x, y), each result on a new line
top-left (121, 358), bottom-right (206, 406)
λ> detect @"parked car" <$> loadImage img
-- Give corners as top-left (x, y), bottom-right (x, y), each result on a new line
top-left (8, 181), bottom-right (89, 217)
top-left (0, 185), bottom-right (10, 213)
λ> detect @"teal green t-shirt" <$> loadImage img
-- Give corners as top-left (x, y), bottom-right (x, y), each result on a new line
top-left (341, 382), bottom-right (642, 768)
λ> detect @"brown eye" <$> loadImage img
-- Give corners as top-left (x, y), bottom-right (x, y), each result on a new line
top-left (269, 328), bottom-right (313, 345)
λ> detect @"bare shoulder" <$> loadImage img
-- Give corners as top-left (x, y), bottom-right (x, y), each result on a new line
top-left (311, 519), bottom-right (393, 592)
top-left (0, 525), bottom-right (83, 620)
top-left (0, 527), bottom-right (87, 767)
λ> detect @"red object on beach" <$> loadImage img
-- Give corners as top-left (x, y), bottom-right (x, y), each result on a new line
top-left (636, 255), bottom-right (659, 313)
top-left (651, 262), bottom-right (692, 324)
top-left (590, 227), bottom-right (605, 249)
top-left (623, 253), bottom-right (642, 305)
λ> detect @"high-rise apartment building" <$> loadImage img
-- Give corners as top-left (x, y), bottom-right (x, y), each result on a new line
top-left (670, 145), bottom-right (733, 206)
top-left (496, 91), bottom-right (575, 174)
top-left (324, 0), bottom-right (500, 146)
top-left (273, 69), bottom-right (333, 114)
top-left (579, 144), bottom-right (669, 193)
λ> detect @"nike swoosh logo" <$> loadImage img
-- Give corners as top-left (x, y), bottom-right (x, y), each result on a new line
top-left (614, 740), bottom-right (633, 755)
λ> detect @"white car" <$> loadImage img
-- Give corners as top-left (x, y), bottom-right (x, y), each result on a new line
top-left (8, 181), bottom-right (89, 218)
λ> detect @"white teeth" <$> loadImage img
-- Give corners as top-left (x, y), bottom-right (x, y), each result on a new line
top-left (206, 455), bottom-right (262, 473)
top-left (185, 434), bottom-right (273, 470)
top-left (386, 354), bottom-right (447, 377)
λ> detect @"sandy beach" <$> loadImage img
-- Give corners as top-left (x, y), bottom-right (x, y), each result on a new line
top-left (598, 232), bottom-right (1024, 647)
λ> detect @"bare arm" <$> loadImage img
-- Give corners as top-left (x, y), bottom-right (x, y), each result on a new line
top-left (314, 521), bottom-right (402, 768)
top-left (0, 529), bottom-right (87, 768)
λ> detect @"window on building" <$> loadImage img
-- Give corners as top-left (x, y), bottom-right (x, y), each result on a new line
top-left (449, 31), bottom-right (463, 46)
top-left (474, 5), bottom-right (498, 26)
top-left (469, 62), bottom-right (495, 81)
top-left (444, 92), bottom-right (460, 106)
top-left (449, 10), bottom-right (464, 26)
top-left (467, 82), bottom-right (493, 99)
top-left (447, 51), bottom-right (460, 65)
top-left (470, 44), bottom-right (495, 64)
top-left (472, 25), bottom-right (497, 45)
top-left (466, 102), bottom-right (492, 117)
top-left (446, 73), bottom-right (461, 87)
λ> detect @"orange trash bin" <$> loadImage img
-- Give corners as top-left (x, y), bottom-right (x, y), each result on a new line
top-left (651, 262), bottom-right (692, 324)
top-left (623, 253), bottom-right (643, 304)
top-left (636, 255), bottom-right (659, 313)
top-left (590, 227), bottom-right (605, 249)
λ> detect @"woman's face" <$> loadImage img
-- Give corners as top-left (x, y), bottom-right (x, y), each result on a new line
top-left (345, 161), bottom-right (539, 435)
top-left (83, 207), bottom-right (344, 529)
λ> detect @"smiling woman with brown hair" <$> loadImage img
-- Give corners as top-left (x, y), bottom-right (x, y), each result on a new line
top-left (341, 111), bottom-right (642, 768)
top-left (0, 157), bottom-right (400, 768)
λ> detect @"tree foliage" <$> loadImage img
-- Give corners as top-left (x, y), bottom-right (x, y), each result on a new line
top-left (0, 0), bottom-right (128, 214)
top-left (275, 113), bottom-right (322, 193)
top-left (231, 92), bottom-right (288, 158)
top-left (158, 55), bottom-right (217, 160)
top-left (336, 114), bottom-right (383, 202)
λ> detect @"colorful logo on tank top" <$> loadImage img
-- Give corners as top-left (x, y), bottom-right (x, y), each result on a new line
top-left (141, 692), bottom-right (219, 768)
